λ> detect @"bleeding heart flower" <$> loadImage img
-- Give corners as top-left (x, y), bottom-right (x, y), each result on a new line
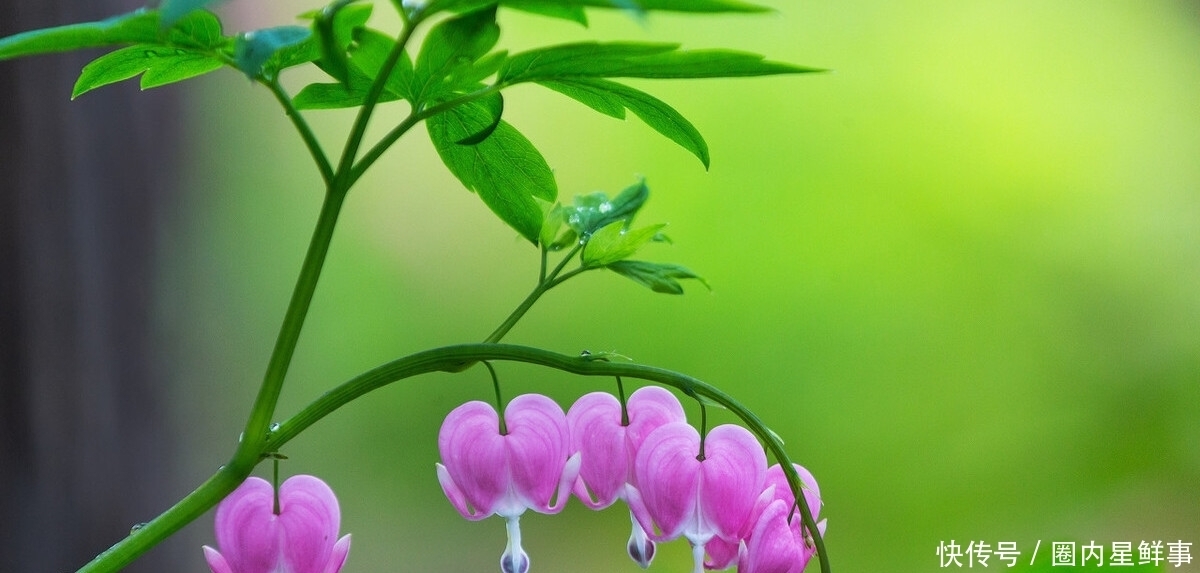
top-left (202, 475), bottom-right (351, 573)
top-left (567, 386), bottom-right (685, 567)
top-left (436, 393), bottom-right (580, 573)
top-left (707, 463), bottom-right (825, 573)
top-left (626, 422), bottom-right (766, 573)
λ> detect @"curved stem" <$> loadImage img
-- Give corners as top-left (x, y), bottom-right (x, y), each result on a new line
top-left (233, 188), bottom-right (346, 470)
top-left (265, 78), bottom-right (333, 186)
top-left (76, 466), bottom-right (247, 573)
top-left (75, 344), bottom-right (828, 573)
top-left (348, 83), bottom-right (503, 187)
top-left (265, 343), bottom-right (830, 573)
top-left (483, 244), bottom-right (585, 343)
top-left (335, 18), bottom-right (419, 184)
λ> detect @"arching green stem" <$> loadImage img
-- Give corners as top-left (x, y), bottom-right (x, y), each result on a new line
top-left (266, 344), bottom-right (830, 573)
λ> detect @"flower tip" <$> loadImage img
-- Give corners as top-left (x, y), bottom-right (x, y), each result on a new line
top-left (202, 546), bottom-right (233, 573)
top-left (626, 533), bottom-right (655, 568)
top-left (327, 534), bottom-right (352, 573)
top-left (500, 548), bottom-right (530, 573)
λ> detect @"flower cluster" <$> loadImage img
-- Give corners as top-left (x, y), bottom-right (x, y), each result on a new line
top-left (436, 388), bottom-right (825, 573)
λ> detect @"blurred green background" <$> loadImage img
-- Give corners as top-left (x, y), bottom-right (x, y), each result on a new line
top-left (159, 1), bottom-right (1199, 572)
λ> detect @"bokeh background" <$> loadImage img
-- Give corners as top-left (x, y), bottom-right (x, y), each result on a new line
top-left (157, 1), bottom-right (1198, 572)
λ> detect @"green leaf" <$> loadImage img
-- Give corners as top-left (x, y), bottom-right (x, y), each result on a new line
top-left (72, 45), bottom-right (222, 98)
top-left (502, 0), bottom-right (588, 24)
top-left (607, 260), bottom-right (708, 294)
top-left (541, 78), bottom-right (708, 167)
top-left (501, 42), bottom-right (818, 84)
top-left (160, 0), bottom-right (219, 27)
top-left (312, 0), bottom-right (373, 83)
top-left (562, 179), bottom-right (650, 236)
top-left (426, 0), bottom-right (768, 16)
top-left (428, 100), bottom-right (557, 243)
top-left (456, 93), bottom-right (504, 144)
top-left (165, 10), bottom-right (228, 50)
top-left (539, 0), bottom-right (769, 12)
top-left (234, 26), bottom-right (313, 79)
top-left (348, 28), bottom-right (415, 101)
top-left (499, 42), bottom-right (676, 84)
top-left (0, 9), bottom-right (160, 60)
top-left (539, 202), bottom-right (564, 249)
top-left (293, 69), bottom-right (405, 110)
top-left (536, 77), bottom-right (625, 118)
top-left (413, 5), bottom-right (500, 104)
top-left (583, 221), bottom-right (666, 267)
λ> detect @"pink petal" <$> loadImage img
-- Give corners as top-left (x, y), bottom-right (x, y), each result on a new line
top-left (202, 546), bottom-right (233, 573)
top-left (567, 392), bottom-right (627, 508)
top-left (623, 387), bottom-right (687, 456)
top-left (277, 475), bottom-right (341, 573)
top-left (324, 535), bottom-right (352, 573)
top-left (699, 425), bottom-right (766, 542)
top-left (504, 394), bottom-right (571, 515)
top-left (213, 477), bottom-right (280, 573)
top-left (632, 422), bottom-right (701, 541)
top-left (764, 464), bottom-right (822, 523)
top-left (703, 536), bottom-right (740, 570)
top-left (438, 401), bottom-right (510, 516)
top-left (741, 500), bottom-right (803, 573)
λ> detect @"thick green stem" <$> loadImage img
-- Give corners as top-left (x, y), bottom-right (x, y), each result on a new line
top-left (76, 466), bottom-right (247, 573)
top-left (233, 188), bottom-right (346, 471)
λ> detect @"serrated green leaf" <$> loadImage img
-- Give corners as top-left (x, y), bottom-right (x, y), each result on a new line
top-left (503, 0), bottom-right (588, 24)
top-left (294, 69), bottom-right (406, 110)
top-left (456, 92), bottom-right (504, 144)
top-left (0, 9), bottom-right (160, 60)
top-left (413, 6), bottom-right (500, 104)
top-left (235, 26), bottom-right (312, 79)
top-left (537, 77), bottom-right (626, 118)
top-left (542, 78), bottom-right (708, 167)
top-left (542, 0), bottom-right (768, 12)
top-left (422, 0), bottom-right (498, 15)
top-left (308, 0), bottom-right (373, 84)
top-left (501, 42), bottom-right (819, 84)
top-left (348, 28), bottom-right (415, 101)
top-left (607, 260), bottom-right (708, 294)
top-left (583, 221), bottom-right (666, 267)
top-left (499, 42), bottom-right (677, 84)
top-left (426, 0), bottom-right (768, 16)
top-left (428, 100), bottom-right (557, 243)
top-left (160, 0), bottom-right (219, 27)
top-left (166, 10), bottom-right (228, 50)
top-left (72, 45), bottom-right (222, 98)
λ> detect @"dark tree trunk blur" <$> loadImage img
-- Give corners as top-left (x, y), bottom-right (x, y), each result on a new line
top-left (0, 1), bottom-right (188, 571)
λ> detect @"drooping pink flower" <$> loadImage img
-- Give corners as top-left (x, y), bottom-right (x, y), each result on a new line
top-left (202, 475), bottom-right (351, 573)
top-left (567, 386), bottom-right (686, 567)
top-left (708, 463), bottom-right (826, 573)
top-left (746, 464), bottom-right (826, 573)
top-left (626, 422), bottom-right (767, 573)
top-left (436, 393), bottom-right (580, 573)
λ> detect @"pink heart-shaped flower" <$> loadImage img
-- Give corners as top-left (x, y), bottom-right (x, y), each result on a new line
top-left (203, 475), bottom-right (351, 573)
